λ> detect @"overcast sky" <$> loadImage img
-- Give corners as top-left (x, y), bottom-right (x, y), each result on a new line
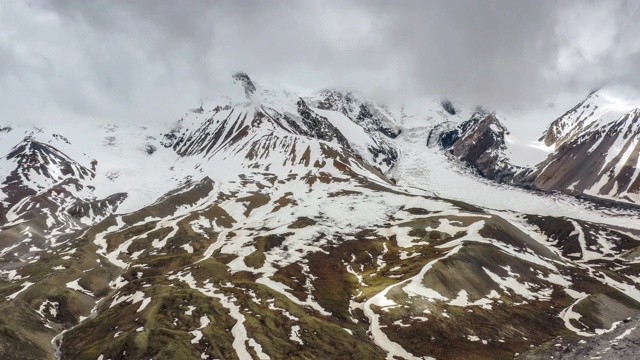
top-left (1, 0), bottom-right (639, 126)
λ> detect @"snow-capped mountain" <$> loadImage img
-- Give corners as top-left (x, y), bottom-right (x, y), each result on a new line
top-left (0, 137), bottom-right (95, 217)
top-left (305, 89), bottom-right (401, 170)
top-left (532, 90), bottom-right (640, 203)
top-left (440, 88), bottom-right (640, 205)
top-left (1, 74), bottom-right (640, 360)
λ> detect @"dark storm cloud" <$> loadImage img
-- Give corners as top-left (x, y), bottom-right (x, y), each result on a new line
top-left (1, 0), bottom-right (639, 125)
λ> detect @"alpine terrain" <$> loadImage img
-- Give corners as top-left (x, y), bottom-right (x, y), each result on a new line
top-left (2, 73), bottom-right (640, 360)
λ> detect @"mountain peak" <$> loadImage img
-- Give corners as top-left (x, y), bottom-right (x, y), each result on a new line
top-left (541, 87), bottom-right (640, 148)
top-left (4, 137), bottom-right (94, 187)
top-left (232, 72), bottom-right (256, 97)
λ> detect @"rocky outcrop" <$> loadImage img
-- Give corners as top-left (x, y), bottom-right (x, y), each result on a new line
top-left (294, 99), bottom-right (351, 148)
top-left (307, 90), bottom-right (400, 170)
top-left (311, 90), bottom-right (401, 139)
top-left (232, 71), bottom-right (256, 97)
top-left (440, 112), bottom-right (532, 184)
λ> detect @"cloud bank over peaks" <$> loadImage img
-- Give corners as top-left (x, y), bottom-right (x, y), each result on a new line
top-left (0, 0), bottom-right (639, 126)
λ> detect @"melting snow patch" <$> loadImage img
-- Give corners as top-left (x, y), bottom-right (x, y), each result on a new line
top-left (393, 320), bottom-right (411, 328)
top-left (248, 338), bottom-right (270, 359)
top-left (185, 305), bottom-right (196, 315)
top-left (483, 267), bottom-right (539, 300)
top-left (559, 296), bottom-right (594, 337)
top-left (564, 288), bottom-right (588, 299)
top-left (137, 297), bottom-right (152, 312)
top-left (190, 330), bottom-right (204, 344)
top-left (0, 269), bottom-right (23, 281)
top-left (37, 299), bottom-right (59, 319)
top-left (595, 320), bottom-right (622, 335)
top-left (447, 289), bottom-right (497, 309)
top-left (109, 276), bottom-right (128, 290)
top-left (110, 291), bottom-right (146, 308)
top-left (182, 244), bottom-right (194, 253)
top-left (170, 272), bottom-right (266, 359)
top-left (66, 279), bottom-right (95, 297)
top-left (449, 290), bottom-right (470, 306)
top-left (615, 326), bottom-right (636, 340)
top-left (6, 281), bottom-right (34, 300)
top-left (399, 251), bottom-right (420, 260)
top-left (290, 325), bottom-right (304, 344)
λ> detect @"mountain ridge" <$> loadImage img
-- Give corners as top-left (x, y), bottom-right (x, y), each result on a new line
top-left (1, 74), bottom-right (640, 360)
top-left (440, 88), bottom-right (640, 205)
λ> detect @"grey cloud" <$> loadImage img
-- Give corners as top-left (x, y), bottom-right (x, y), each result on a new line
top-left (1, 0), bottom-right (639, 126)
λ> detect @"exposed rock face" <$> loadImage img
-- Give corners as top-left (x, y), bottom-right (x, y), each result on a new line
top-left (312, 90), bottom-right (401, 139)
top-left (440, 112), bottom-right (532, 183)
top-left (540, 90), bottom-right (598, 147)
top-left (159, 75), bottom-right (354, 164)
top-left (426, 121), bottom-right (457, 148)
top-left (232, 71), bottom-right (256, 97)
top-left (66, 192), bottom-right (127, 219)
top-left (0, 138), bottom-right (97, 220)
top-left (532, 99), bottom-right (640, 202)
top-left (307, 89), bottom-right (400, 170)
top-left (294, 99), bottom-right (351, 148)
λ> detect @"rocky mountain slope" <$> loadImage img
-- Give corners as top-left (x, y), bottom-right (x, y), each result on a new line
top-left (438, 111), bottom-right (531, 184)
top-left (1, 74), bottom-right (640, 360)
top-left (440, 89), bottom-right (640, 205)
top-left (533, 91), bottom-right (640, 202)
